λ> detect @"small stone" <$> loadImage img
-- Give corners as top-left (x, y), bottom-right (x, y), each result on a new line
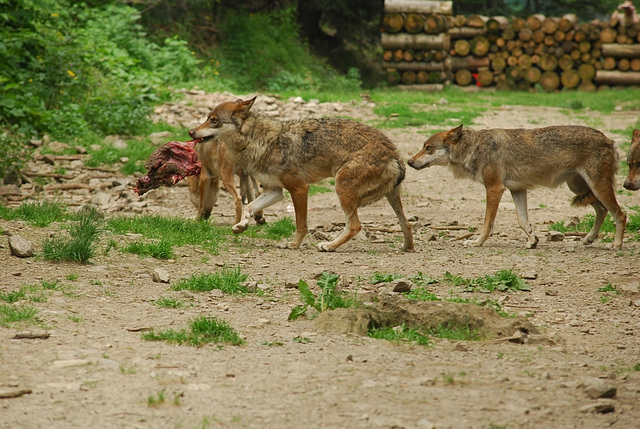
top-left (547, 231), bottom-right (564, 242)
top-left (210, 289), bottom-right (224, 298)
top-left (391, 279), bottom-right (413, 293)
top-left (582, 376), bottom-right (617, 399)
top-left (522, 270), bottom-right (537, 280)
top-left (152, 268), bottom-right (171, 284)
top-left (619, 281), bottom-right (639, 294)
top-left (8, 235), bottom-right (34, 258)
top-left (579, 400), bottom-right (615, 414)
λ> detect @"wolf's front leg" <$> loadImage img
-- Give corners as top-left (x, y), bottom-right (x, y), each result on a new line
top-left (232, 187), bottom-right (283, 234)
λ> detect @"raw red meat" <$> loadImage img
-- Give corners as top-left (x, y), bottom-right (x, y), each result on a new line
top-left (134, 139), bottom-right (202, 196)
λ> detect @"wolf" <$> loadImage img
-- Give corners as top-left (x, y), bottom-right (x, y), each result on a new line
top-left (186, 133), bottom-right (264, 226)
top-left (189, 97), bottom-right (414, 252)
top-left (623, 129), bottom-right (640, 191)
top-left (408, 124), bottom-right (626, 249)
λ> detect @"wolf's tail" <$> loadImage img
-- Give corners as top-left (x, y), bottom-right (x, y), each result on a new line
top-left (571, 191), bottom-right (598, 207)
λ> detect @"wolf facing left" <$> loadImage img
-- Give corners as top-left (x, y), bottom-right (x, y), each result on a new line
top-left (189, 97), bottom-right (414, 252)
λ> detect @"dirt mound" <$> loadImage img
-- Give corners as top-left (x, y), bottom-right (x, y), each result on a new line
top-left (313, 296), bottom-right (538, 340)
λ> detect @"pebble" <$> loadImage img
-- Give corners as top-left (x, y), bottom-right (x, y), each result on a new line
top-left (8, 235), bottom-right (34, 258)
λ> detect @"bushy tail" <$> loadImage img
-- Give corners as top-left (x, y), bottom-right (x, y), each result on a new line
top-left (571, 191), bottom-right (598, 207)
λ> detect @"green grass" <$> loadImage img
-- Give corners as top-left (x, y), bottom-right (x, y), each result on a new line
top-left (368, 324), bottom-right (431, 346)
top-left (0, 200), bottom-right (72, 227)
top-left (243, 217), bottom-right (296, 240)
top-left (107, 214), bottom-right (228, 254)
top-left (428, 323), bottom-right (481, 341)
top-left (42, 207), bottom-right (103, 263)
top-left (172, 266), bottom-right (248, 294)
top-left (142, 316), bottom-right (244, 347)
top-left (122, 240), bottom-right (175, 259)
top-left (549, 206), bottom-right (640, 241)
top-left (0, 304), bottom-right (38, 327)
top-left (153, 297), bottom-right (184, 308)
top-left (405, 288), bottom-right (515, 318)
top-left (460, 269), bottom-right (531, 293)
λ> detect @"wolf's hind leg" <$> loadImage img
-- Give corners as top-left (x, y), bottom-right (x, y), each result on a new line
top-left (510, 189), bottom-right (538, 249)
top-left (233, 187), bottom-right (283, 234)
top-left (385, 185), bottom-right (414, 252)
top-left (318, 174), bottom-right (362, 252)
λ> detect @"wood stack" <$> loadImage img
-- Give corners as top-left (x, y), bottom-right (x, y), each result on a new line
top-left (383, 5), bottom-right (640, 91)
top-left (382, 0), bottom-right (454, 89)
top-left (595, 6), bottom-right (640, 86)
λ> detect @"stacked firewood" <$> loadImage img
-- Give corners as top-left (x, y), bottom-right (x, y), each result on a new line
top-left (381, 1), bottom-right (454, 88)
top-left (382, 0), bottom-right (640, 90)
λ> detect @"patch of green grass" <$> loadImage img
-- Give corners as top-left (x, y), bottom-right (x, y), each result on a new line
top-left (107, 214), bottom-right (228, 254)
top-left (368, 324), bottom-right (431, 346)
top-left (172, 266), bottom-right (248, 294)
top-left (154, 297), bottom-right (184, 308)
top-left (549, 206), bottom-right (640, 241)
top-left (122, 240), bottom-right (175, 259)
top-left (428, 323), bottom-right (481, 341)
top-left (147, 389), bottom-right (166, 407)
top-left (288, 272), bottom-right (358, 320)
top-left (42, 207), bottom-right (103, 263)
top-left (243, 217), bottom-right (296, 240)
top-left (309, 183), bottom-right (333, 196)
top-left (142, 316), bottom-right (244, 347)
top-left (0, 200), bottom-right (72, 227)
top-left (0, 304), bottom-right (38, 327)
top-left (597, 284), bottom-right (620, 294)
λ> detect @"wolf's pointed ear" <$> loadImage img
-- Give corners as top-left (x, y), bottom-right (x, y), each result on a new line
top-left (233, 97), bottom-right (256, 119)
top-left (633, 128), bottom-right (640, 140)
top-left (446, 124), bottom-right (463, 143)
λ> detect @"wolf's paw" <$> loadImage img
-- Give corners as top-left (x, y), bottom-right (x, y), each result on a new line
top-left (254, 215), bottom-right (266, 225)
top-left (463, 239), bottom-right (482, 247)
top-left (232, 223), bottom-right (248, 234)
top-left (582, 236), bottom-right (595, 245)
top-left (317, 242), bottom-right (336, 252)
top-left (525, 236), bottom-right (539, 249)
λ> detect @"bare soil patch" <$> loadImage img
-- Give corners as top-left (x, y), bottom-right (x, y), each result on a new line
top-left (1, 92), bottom-right (639, 429)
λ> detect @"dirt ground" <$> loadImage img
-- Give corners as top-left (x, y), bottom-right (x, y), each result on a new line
top-left (1, 92), bottom-right (639, 429)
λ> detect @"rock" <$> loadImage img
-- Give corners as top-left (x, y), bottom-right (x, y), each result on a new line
top-left (152, 268), bottom-right (171, 284)
top-left (8, 235), bottom-right (34, 258)
top-left (47, 141), bottom-right (70, 153)
top-left (391, 279), bottom-right (414, 293)
top-left (619, 281), bottom-right (639, 294)
top-left (547, 231), bottom-right (564, 242)
top-left (210, 289), bottom-right (224, 298)
top-left (581, 376), bottom-right (617, 399)
top-left (579, 400), bottom-right (615, 414)
top-left (90, 192), bottom-right (112, 206)
top-left (283, 277), bottom-right (300, 289)
top-left (522, 270), bottom-right (538, 280)
top-left (148, 131), bottom-right (172, 144)
top-left (0, 185), bottom-right (22, 196)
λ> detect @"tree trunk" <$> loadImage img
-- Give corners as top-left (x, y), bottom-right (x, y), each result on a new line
top-left (560, 69), bottom-right (580, 88)
top-left (523, 66), bottom-right (542, 83)
top-left (385, 0), bottom-right (453, 14)
top-left (449, 27), bottom-right (485, 39)
top-left (455, 68), bottom-right (473, 86)
top-left (387, 69), bottom-right (401, 85)
top-left (476, 68), bottom-right (494, 86)
top-left (453, 39), bottom-right (470, 56)
top-left (424, 14), bottom-right (448, 34)
top-left (470, 36), bottom-right (490, 56)
top-left (404, 13), bottom-right (425, 34)
top-left (382, 33), bottom-right (449, 50)
top-left (595, 70), bottom-right (640, 85)
top-left (383, 13), bottom-right (404, 34)
top-left (601, 43), bottom-right (640, 58)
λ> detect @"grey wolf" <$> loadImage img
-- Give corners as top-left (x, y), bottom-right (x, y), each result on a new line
top-left (623, 128), bottom-right (640, 190)
top-left (189, 97), bottom-right (414, 252)
top-left (187, 133), bottom-right (264, 225)
top-left (408, 124), bottom-right (626, 249)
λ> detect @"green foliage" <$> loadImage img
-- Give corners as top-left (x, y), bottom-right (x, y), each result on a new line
top-left (288, 272), bottom-right (358, 320)
top-left (1, 0), bottom-right (200, 143)
top-left (42, 206), bottom-right (103, 263)
top-left (428, 323), bottom-right (481, 341)
top-left (172, 267), bottom-right (248, 294)
top-left (549, 207), bottom-right (640, 240)
top-left (216, 8), bottom-right (360, 93)
top-left (370, 272), bottom-right (403, 284)
top-left (440, 269), bottom-right (530, 293)
top-left (597, 284), bottom-right (620, 294)
top-left (142, 316), bottom-right (244, 347)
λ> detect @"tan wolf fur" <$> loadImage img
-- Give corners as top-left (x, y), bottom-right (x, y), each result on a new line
top-left (189, 97), bottom-right (414, 252)
top-left (408, 124), bottom-right (626, 249)
top-left (623, 129), bottom-right (640, 191)
top-left (186, 134), bottom-right (264, 225)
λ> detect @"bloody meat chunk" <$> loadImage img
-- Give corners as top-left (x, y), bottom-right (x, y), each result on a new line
top-left (134, 139), bottom-right (202, 196)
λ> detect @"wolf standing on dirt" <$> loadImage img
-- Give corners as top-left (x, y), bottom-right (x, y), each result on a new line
top-left (189, 97), bottom-right (414, 252)
top-left (408, 124), bottom-right (626, 249)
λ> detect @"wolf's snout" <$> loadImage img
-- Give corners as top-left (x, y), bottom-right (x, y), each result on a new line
top-left (407, 158), bottom-right (417, 168)
top-left (188, 129), bottom-right (196, 138)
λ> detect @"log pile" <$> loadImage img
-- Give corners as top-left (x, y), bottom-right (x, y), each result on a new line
top-left (382, 1), bottom-right (640, 91)
top-left (382, 1), bottom-right (454, 89)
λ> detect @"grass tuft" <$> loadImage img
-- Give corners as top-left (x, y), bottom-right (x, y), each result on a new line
top-left (172, 266), bottom-right (248, 294)
top-left (142, 316), bottom-right (244, 347)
